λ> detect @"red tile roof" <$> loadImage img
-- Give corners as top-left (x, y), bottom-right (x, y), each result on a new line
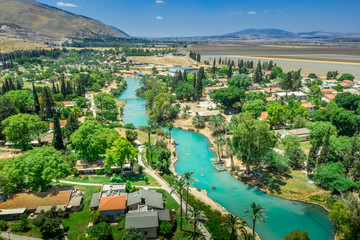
top-left (98, 195), bottom-right (127, 211)
top-left (49, 120), bottom-right (67, 128)
top-left (251, 83), bottom-right (260, 87)
top-left (266, 97), bottom-right (276, 102)
top-left (62, 101), bottom-right (76, 105)
top-left (301, 103), bottom-right (315, 108)
top-left (264, 87), bottom-right (281, 92)
top-left (0, 190), bottom-right (71, 210)
top-left (259, 112), bottom-right (268, 120)
top-left (342, 80), bottom-right (352, 83)
top-left (320, 89), bottom-right (337, 93)
top-left (324, 93), bottom-right (337, 100)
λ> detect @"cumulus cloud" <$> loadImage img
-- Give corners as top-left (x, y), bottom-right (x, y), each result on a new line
top-left (248, 11), bottom-right (257, 15)
top-left (155, 16), bottom-right (163, 20)
top-left (227, 11), bottom-right (243, 16)
top-left (155, 0), bottom-right (164, 3)
top-left (57, 2), bottom-right (78, 7)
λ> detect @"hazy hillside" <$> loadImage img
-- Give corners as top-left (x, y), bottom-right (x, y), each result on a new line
top-left (0, 0), bottom-right (130, 43)
top-left (221, 28), bottom-right (296, 39)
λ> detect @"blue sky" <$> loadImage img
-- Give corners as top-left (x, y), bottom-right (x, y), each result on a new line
top-left (38, 0), bottom-right (360, 37)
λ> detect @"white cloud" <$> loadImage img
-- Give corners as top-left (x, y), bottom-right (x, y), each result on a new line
top-left (155, 16), bottom-right (163, 20)
top-left (227, 11), bottom-right (243, 16)
top-left (57, 2), bottom-right (78, 7)
top-left (264, 10), bottom-right (270, 13)
top-left (248, 11), bottom-right (257, 15)
top-left (155, 0), bottom-right (164, 3)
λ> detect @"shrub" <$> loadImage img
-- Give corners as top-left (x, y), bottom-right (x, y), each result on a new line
top-left (96, 169), bottom-right (104, 175)
top-left (137, 165), bottom-right (144, 174)
top-left (124, 123), bottom-right (136, 129)
top-left (87, 222), bottom-right (112, 240)
top-left (0, 220), bottom-right (8, 231)
top-left (159, 220), bottom-right (172, 236)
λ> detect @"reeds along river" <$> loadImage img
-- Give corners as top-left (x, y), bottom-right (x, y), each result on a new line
top-left (119, 77), bottom-right (335, 240)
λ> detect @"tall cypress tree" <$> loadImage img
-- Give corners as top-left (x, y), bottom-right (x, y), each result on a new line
top-left (307, 141), bottom-right (319, 174)
top-left (227, 65), bottom-right (232, 79)
top-left (182, 71), bottom-right (187, 82)
top-left (193, 74), bottom-right (197, 90)
top-left (196, 67), bottom-right (205, 100)
top-left (319, 129), bottom-right (331, 164)
top-left (61, 80), bottom-right (66, 99)
top-left (41, 86), bottom-right (55, 120)
top-left (53, 112), bottom-right (64, 150)
top-left (253, 61), bottom-right (263, 83)
top-left (32, 82), bottom-right (40, 114)
top-left (64, 111), bottom-right (79, 139)
top-left (212, 59), bottom-right (216, 74)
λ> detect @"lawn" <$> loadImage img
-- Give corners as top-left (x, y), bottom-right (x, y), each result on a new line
top-left (270, 170), bottom-right (332, 204)
top-left (62, 185), bottom-right (101, 239)
top-left (6, 220), bottom-right (42, 238)
top-left (300, 141), bottom-right (311, 155)
top-left (64, 173), bottom-right (160, 186)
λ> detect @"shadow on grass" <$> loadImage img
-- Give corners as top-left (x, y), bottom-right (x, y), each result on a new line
top-left (111, 173), bottom-right (148, 183)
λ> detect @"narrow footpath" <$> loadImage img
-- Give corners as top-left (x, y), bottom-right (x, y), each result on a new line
top-left (135, 140), bottom-right (213, 240)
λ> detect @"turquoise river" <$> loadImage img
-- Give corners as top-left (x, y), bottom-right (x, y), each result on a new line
top-left (119, 77), bottom-right (335, 240)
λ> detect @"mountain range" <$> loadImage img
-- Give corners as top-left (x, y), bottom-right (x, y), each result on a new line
top-left (0, 0), bottom-right (129, 43)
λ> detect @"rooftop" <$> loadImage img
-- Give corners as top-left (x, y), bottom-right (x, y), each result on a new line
top-left (301, 103), bottom-right (315, 108)
top-left (125, 211), bottom-right (159, 229)
top-left (0, 208), bottom-right (26, 215)
top-left (89, 192), bottom-right (100, 208)
top-left (0, 190), bottom-right (71, 210)
top-left (127, 189), bottom-right (163, 209)
top-left (34, 205), bottom-right (67, 214)
top-left (98, 195), bottom-right (127, 211)
top-left (49, 120), bottom-right (67, 128)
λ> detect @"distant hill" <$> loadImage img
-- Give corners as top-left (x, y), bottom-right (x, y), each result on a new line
top-left (221, 28), bottom-right (296, 39)
top-left (0, 0), bottom-right (130, 43)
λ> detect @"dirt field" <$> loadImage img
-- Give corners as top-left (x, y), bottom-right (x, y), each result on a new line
top-left (127, 56), bottom-right (195, 66)
top-left (0, 36), bottom-right (49, 53)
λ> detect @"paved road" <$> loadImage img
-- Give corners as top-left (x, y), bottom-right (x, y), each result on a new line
top-left (0, 232), bottom-right (41, 240)
top-left (135, 140), bottom-right (213, 240)
top-left (89, 93), bottom-right (97, 118)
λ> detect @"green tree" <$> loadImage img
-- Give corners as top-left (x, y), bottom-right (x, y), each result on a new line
top-left (225, 137), bottom-right (236, 171)
top-left (87, 222), bottom-right (112, 240)
top-left (228, 74), bottom-right (253, 90)
top-left (192, 115), bottom-right (205, 128)
top-left (308, 121), bottom-right (337, 144)
top-left (0, 96), bottom-right (18, 140)
top-left (244, 202), bottom-right (268, 238)
top-left (224, 214), bottom-right (247, 240)
top-left (32, 82), bottom-right (40, 114)
top-left (64, 111), bottom-right (79, 139)
top-left (171, 178), bottom-right (186, 230)
top-left (183, 171), bottom-right (195, 216)
top-left (121, 228), bottom-right (146, 240)
top-left (125, 129), bottom-right (138, 145)
top-left (151, 93), bottom-right (172, 123)
top-left (338, 73), bottom-right (355, 81)
top-left (53, 112), bottom-right (64, 150)
top-left (233, 113), bottom-right (277, 173)
top-left (318, 129), bottom-right (331, 164)
top-left (175, 82), bottom-right (195, 100)
top-left (253, 61), bottom-right (263, 83)
top-left (196, 67), bottom-right (205, 100)
top-left (188, 206), bottom-right (207, 240)
top-left (94, 93), bottom-right (116, 124)
top-left (34, 206), bottom-right (63, 238)
top-left (282, 135), bottom-right (306, 169)
top-left (243, 99), bottom-right (265, 119)
top-left (166, 122), bottom-right (174, 143)
top-left (14, 147), bottom-right (70, 191)
top-left (159, 221), bottom-right (172, 237)
top-left (307, 141), bottom-right (320, 173)
top-left (3, 90), bottom-right (33, 113)
top-left (267, 103), bottom-right (286, 127)
top-left (2, 113), bottom-right (44, 150)
top-left (209, 114), bottom-right (227, 135)
top-left (105, 137), bottom-right (137, 175)
top-left (70, 120), bottom-right (119, 161)
top-left (215, 134), bottom-right (226, 161)
top-left (329, 193), bottom-right (360, 240)
top-left (0, 220), bottom-right (8, 231)
top-left (283, 229), bottom-right (310, 240)
top-left (40, 86), bottom-right (55, 119)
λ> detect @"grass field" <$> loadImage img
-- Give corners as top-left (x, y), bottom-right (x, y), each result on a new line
top-left (62, 185), bottom-right (101, 239)
top-left (270, 170), bottom-right (332, 204)
top-left (63, 173), bottom-right (160, 186)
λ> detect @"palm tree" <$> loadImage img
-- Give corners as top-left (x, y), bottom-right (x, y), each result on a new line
top-left (225, 137), bottom-right (236, 171)
top-left (244, 202), bottom-right (268, 237)
top-left (183, 171), bottom-right (195, 216)
top-left (223, 214), bottom-right (247, 240)
top-left (144, 142), bottom-right (156, 166)
top-left (166, 122), bottom-right (174, 144)
top-left (214, 134), bottom-right (226, 162)
top-left (171, 178), bottom-right (186, 230)
top-left (192, 115), bottom-right (205, 128)
top-left (209, 114), bottom-right (227, 135)
top-left (188, 206), bottom-right (207, 240)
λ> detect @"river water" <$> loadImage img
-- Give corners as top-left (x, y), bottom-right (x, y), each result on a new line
top-left (119, 77), bottom-right (335, 240)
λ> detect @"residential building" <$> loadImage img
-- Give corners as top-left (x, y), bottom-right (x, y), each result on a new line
top-left (49, 120), bottom-right (67, 130)
top-left (98, 195), bottom-right (127, 222)
top-left (320, 89), bottom-right (337, 94)
top-left (168, 66), bottom-right (198, 75)
top-left (125, 211), bottom-right (159, 239)
top-left (127, 189), bottom-right (164, 211)
top-left (258, 112), bottom-right (268, 121)
top-left (0, 208), bottom-right (26, 221)
top-left (90, 183), bottom-right (126, 210)
top-left (248, 83), bottom-right (260, 90)
top-left (274, 128), bottom-right (311, 141)
top-left (323, 93), bottom-right (338, 102)
top-left (275, 92), bottom-right (307, 100)
top-left (301, 103), bottom-right (316, 115)
top-left (341, 80), bottom-right (354, 88)
top-left (62, 101), bottom-right (76, 107)
top-left (263, 87), bottom-right (281, 94)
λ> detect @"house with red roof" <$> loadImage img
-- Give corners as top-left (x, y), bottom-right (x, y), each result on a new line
top-left (248, 83), bottom-right (260, 90)
top-left (341, 80), bottom-right (354, 88)
top-left (98, 195), bottom-right (127, 222)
